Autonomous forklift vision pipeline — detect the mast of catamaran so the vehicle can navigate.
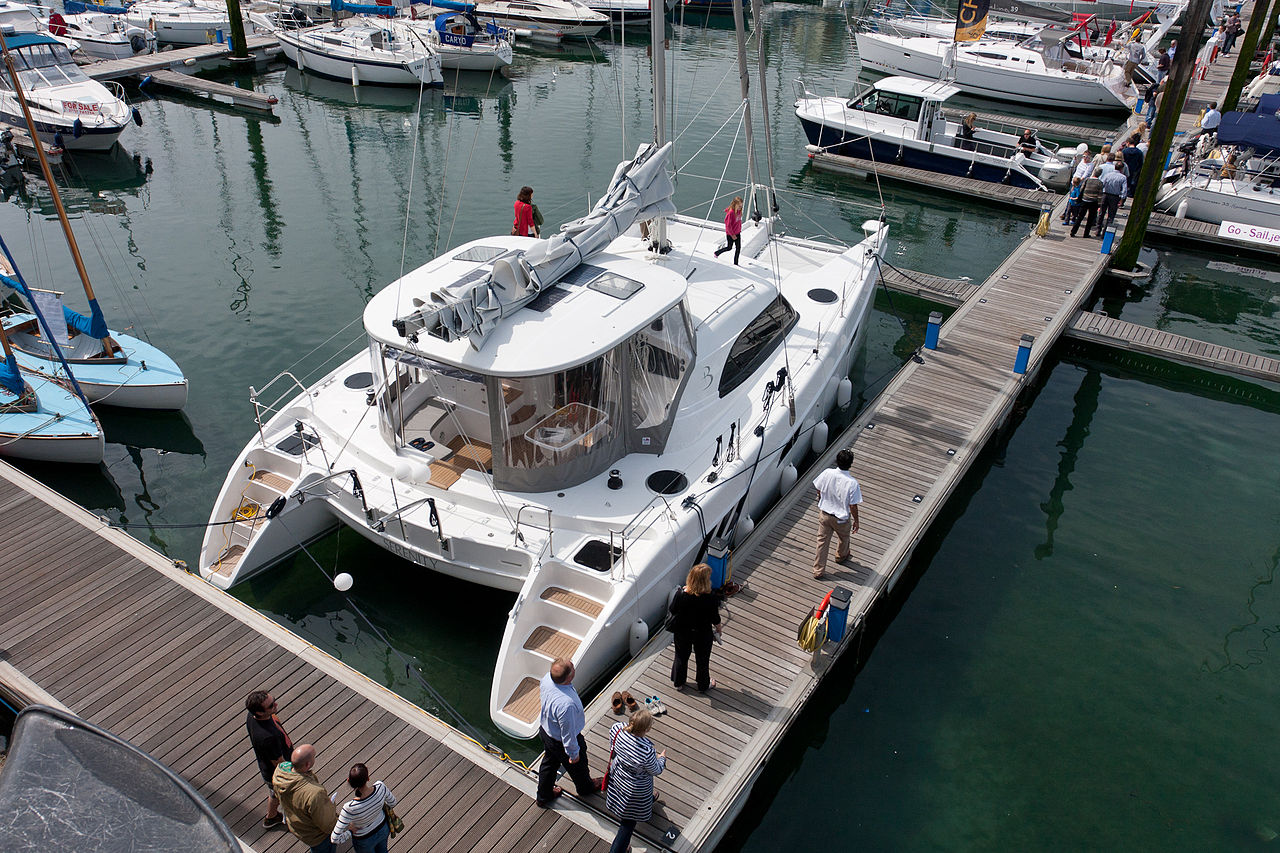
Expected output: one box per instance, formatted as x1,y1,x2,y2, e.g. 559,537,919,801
0,31,117,360
650,3,669,251
750,0,777,218
730,0,759,222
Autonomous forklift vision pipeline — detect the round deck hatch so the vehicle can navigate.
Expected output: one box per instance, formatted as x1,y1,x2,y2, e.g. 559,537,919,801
646,470,687,495
807,288,838,304
344,372,373,389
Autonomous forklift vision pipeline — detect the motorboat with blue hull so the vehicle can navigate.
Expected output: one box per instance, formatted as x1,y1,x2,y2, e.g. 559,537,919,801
795,76,1071,191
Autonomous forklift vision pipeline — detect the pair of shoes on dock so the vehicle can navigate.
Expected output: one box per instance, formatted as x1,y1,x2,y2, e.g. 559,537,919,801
645,695,668,716
611,691,641,714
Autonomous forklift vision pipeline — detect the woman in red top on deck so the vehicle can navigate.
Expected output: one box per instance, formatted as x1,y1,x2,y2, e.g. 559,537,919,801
713,196,743,265
512,185,538,237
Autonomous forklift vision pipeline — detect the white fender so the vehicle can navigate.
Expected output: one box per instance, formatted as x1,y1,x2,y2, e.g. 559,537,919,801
812,421,829,454
1175,197,1189,219
780,464,798,497
629,619,649,657
837,377,853,408
733,515,755,548
351,65,360,87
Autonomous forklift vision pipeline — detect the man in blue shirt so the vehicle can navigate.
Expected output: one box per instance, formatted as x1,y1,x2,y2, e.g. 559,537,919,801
536,658,600,806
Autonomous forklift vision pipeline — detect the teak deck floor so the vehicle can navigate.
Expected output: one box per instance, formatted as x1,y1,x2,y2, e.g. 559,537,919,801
0,464,609,853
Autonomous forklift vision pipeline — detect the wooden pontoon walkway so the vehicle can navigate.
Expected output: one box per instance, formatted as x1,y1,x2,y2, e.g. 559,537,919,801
0,462,613,853
880,265,1280,385
85,34,280,80
575,190,1112,851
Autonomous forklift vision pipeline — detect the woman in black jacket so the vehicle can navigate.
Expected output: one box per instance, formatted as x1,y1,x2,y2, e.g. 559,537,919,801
669,563,722,692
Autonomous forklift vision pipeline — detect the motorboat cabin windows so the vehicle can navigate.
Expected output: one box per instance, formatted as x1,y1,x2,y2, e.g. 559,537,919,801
718,294,798,398
0,40,88,90
849,89,922,123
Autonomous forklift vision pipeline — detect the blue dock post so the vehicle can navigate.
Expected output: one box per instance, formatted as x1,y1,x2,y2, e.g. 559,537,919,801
828,587,852,642
1101,227,1116,254
924,311,942,350
1014,334,1033,375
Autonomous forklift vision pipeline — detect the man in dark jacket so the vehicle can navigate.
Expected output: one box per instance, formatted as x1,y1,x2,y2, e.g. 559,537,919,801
1121,138,1145,196
1071,168,1105,238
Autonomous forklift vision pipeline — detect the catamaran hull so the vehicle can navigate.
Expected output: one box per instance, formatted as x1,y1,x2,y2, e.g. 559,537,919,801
855,33,1131,111
797,117,1054,190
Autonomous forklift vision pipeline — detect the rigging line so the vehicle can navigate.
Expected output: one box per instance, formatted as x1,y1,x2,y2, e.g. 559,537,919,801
676,98,748,173
280,314,365,380
328,394,376,467
442,58,501,253
871,255,915,343
272,514,492,746
669,57,744,150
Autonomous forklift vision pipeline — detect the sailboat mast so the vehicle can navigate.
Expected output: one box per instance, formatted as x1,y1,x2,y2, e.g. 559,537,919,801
0,31,113,357
650,2,668,250
730,0,758,221
749,0,776,216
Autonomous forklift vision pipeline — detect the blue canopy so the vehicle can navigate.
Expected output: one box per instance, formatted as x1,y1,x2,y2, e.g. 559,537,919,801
0,352,21,397
0,32,62,50
1256,93,1280,115
330,0,397,15
1217,111,1280,157
426,0,476,12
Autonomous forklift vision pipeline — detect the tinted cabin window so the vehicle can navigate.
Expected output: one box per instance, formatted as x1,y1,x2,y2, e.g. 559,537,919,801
850,91,922,121
718,295,798,397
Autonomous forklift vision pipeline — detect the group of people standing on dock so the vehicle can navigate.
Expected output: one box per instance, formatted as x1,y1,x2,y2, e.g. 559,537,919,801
245,690,400,853
1065,130,1148,239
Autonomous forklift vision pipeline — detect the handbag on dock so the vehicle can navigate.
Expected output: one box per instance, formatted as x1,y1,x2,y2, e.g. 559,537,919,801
384,804,405,838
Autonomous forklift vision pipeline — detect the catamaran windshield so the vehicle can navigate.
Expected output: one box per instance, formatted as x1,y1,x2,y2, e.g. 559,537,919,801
369,301,695,493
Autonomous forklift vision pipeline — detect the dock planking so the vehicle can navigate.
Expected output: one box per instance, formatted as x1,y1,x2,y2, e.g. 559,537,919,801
0,462,613,853
84,34,280,80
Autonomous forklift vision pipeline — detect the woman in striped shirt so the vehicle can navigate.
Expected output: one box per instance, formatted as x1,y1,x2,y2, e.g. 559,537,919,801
331,763,398,853
605,709,666,853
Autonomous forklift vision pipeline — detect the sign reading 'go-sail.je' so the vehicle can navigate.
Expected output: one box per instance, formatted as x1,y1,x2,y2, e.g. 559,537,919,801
954,0,990,42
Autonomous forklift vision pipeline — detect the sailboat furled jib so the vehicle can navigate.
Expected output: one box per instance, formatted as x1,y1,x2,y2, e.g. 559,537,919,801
393,142,676,349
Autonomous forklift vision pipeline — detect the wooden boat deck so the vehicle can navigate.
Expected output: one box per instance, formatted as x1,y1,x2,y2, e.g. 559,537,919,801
0,461,613,853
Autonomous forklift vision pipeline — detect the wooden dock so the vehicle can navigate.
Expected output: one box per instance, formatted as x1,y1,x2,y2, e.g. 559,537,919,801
141,69,279,113
86,35,280,80
0,461,615,853
880,265,1280,385
570,186,1113,851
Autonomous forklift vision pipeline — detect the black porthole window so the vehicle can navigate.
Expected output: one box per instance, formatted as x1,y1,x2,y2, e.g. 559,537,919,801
647,470,688,495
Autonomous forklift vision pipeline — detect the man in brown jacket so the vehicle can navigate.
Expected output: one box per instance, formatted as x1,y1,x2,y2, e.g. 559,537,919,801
272,744,338,853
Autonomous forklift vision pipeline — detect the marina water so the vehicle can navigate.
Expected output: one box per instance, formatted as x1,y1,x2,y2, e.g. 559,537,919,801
2,3,1279,848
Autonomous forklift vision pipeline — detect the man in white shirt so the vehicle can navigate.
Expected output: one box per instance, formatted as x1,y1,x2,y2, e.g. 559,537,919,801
811,449,863,579
1201,102,1221,134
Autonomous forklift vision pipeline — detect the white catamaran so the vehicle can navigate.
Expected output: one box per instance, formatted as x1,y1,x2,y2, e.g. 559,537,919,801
202,0,886,738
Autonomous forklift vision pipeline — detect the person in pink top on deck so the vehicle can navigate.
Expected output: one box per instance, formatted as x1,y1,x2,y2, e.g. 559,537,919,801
714,196,743,265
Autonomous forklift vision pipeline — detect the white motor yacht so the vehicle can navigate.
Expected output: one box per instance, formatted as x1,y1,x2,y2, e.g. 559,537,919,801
470,0,608,39
51,10,155,59
278,17,445,87
796,75,1072,190
124,0,231,46
0,30,135,150
200,141,886,737
1156,116,1280,227
855,29,1133,111
581,0,674,23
